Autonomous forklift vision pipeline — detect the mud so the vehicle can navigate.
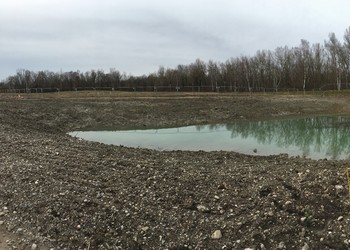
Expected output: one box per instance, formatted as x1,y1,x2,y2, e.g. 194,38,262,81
1,92,350,249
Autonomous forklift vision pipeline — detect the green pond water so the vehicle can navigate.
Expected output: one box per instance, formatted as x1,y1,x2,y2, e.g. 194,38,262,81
69,116,350,160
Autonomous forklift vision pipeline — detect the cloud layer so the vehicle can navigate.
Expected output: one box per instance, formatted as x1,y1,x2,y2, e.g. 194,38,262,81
1,0,350,80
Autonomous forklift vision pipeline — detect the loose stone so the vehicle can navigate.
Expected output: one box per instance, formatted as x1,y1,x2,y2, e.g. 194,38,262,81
301,243,309,250
197,205,210,213
335,185,344,192
211,230,222,239
277,241,286,249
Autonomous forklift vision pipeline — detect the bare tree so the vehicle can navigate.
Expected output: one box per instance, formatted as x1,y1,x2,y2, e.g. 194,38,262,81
207,60,220,91
300,39,312,90
189,59,207,91
110,68,121,90
325,33,343,90
342,27,350,88
311,43,325,89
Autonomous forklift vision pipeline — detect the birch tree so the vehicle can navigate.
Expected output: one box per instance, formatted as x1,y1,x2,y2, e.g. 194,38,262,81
325,33,343,90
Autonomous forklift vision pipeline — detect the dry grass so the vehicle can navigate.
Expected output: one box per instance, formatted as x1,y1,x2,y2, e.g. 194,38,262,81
0,90,249,100
1,89,350,100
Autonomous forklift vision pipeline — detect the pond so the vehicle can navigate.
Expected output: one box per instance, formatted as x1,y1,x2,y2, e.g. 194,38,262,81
68,115,350,160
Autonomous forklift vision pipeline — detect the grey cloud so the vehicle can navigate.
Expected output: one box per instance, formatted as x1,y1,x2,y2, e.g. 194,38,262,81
1,0,350,80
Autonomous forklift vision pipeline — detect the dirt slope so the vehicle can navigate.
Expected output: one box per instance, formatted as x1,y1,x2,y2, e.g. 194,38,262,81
0,92,350,249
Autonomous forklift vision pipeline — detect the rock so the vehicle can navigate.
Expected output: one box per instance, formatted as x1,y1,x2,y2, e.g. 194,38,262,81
338,216,344,221
335,185,344,193
31,243,38,250
197,205,210,213
277,241,286,249
218,182,229,189
267,210,274,217
141,226,149,232
285,201,292,206
211,230,222,239
301,243,309,250
0,220,3,225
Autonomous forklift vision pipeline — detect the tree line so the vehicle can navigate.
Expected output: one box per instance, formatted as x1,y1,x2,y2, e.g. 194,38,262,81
2,27,350,92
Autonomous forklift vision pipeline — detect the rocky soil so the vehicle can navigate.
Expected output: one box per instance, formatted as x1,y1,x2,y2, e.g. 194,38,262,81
1,92,350,249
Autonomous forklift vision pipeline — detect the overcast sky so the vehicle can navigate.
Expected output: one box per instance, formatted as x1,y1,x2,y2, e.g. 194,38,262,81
1,0,350,81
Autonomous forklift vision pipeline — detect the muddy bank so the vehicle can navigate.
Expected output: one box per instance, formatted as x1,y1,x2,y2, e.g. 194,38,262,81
1,93,350,249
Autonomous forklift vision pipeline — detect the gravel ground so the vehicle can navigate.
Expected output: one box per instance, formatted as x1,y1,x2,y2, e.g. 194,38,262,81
1,92,350,249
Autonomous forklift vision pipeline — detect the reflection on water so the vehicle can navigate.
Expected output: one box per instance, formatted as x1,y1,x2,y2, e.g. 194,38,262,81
69,116,350,160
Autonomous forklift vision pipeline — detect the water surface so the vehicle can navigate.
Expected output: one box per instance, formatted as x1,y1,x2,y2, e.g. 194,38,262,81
69,116,350,160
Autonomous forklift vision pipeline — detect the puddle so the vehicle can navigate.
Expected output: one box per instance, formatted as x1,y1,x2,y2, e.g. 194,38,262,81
69,115,350,160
